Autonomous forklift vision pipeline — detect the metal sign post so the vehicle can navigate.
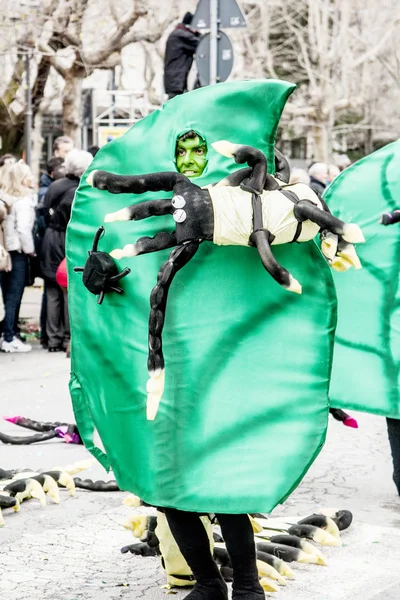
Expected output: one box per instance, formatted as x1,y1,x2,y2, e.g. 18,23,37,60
24,53,32,166
193,0,247,87
209,0,218,85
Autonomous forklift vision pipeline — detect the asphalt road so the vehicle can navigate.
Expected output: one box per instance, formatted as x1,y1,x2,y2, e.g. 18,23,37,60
0,286,399,600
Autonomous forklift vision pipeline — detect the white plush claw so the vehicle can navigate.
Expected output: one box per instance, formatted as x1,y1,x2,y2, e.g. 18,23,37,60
338,245,362,270
110,244,137,260
211,140,242,158
257,560,286,585
86,170,97,187
146,370,165,420
321,233,339,260
331,256,352,272
123,494,142,507
342,223,365,244
104,208,131,223
260,577,279,592
110,248,124,260
286,275,302,294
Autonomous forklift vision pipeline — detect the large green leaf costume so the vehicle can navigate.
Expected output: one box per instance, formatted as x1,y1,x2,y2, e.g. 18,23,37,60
67,80,337,513
324,140,400,418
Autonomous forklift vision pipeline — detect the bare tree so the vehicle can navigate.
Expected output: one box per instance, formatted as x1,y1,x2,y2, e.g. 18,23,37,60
239,0,400,161
0,0,173,154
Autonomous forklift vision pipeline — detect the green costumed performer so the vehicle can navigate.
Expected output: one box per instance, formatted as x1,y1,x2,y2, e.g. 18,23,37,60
67,80,364,599
324,140,400,496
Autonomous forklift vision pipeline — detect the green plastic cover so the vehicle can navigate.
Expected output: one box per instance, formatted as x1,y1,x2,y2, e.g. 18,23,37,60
67,80,337,513
325,141,400,419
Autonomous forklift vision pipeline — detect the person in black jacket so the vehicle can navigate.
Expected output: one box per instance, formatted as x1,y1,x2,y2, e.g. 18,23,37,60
40,150,93,352
164,12,201,100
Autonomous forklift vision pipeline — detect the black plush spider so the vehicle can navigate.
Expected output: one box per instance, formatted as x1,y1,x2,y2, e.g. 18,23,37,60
74,226,131,304
79,141,364,420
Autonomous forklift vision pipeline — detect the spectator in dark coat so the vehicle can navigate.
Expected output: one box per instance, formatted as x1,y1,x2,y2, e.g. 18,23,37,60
38,157,65,203
164,12,201,100
40,150,93,351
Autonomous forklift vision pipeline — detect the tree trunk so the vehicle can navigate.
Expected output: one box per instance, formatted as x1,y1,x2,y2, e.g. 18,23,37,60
62,65,86,148
31,111,44,185
310,122,330,163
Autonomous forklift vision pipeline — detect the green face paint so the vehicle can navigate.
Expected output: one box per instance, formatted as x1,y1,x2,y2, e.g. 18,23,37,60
175,135,208,177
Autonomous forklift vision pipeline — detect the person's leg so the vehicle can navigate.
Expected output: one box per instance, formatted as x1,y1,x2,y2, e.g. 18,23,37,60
387,418,400,495
62,288,70,350
40,282,48,347
46,281,63,350
0,271,8,335
2,252,27,343
163,508,228,600
217,514,264,600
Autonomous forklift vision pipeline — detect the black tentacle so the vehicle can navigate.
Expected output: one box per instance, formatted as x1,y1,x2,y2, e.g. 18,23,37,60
92,171,187,195
0,431,57,445
234,146,268,195
148,241,200,375
274,148,290,183
73,478,120,491
3,417,65,432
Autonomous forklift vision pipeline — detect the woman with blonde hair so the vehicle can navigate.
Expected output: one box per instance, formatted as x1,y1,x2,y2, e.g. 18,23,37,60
0,161,36,353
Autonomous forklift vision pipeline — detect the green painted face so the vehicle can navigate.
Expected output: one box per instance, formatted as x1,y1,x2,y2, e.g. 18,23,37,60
175,135,208,177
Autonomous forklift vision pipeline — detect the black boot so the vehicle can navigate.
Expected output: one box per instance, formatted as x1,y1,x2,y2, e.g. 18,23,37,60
217,513,264,600
163,508,228,600
387,418,400,495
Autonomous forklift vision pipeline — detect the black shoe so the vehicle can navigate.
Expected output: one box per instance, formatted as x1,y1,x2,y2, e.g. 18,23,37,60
48,346,63,353
184,580,228,600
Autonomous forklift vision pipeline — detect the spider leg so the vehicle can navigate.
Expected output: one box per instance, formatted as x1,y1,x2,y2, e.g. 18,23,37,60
212,141,267,194
294,201,365,243
110,232,177,260
274,148,290,183
105,199,173,223
92,226,105,252
111,232,178,260
146,241,200,420
0,430,57,445
216,167,252,188
97,291,105,305
108,286,123,294
250,229,302,294
88,170,187,194
107,268,131,284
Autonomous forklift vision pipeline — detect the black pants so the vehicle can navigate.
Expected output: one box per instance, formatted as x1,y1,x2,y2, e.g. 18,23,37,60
387,417,400,494
163,508,263,598
46,281,69,349
0,251,27,342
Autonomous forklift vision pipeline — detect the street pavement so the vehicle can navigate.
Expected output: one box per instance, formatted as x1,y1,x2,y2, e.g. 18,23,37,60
0,285,400,600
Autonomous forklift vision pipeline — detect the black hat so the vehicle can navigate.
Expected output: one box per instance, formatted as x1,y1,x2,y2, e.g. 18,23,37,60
182,12,193,25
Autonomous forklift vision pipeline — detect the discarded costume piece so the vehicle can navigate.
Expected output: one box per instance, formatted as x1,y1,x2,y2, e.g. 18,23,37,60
120,505,353,590
1,416,82,445
0,461,119,527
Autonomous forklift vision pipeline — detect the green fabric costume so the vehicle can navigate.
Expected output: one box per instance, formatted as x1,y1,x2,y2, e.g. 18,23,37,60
324,140,400,419
67,80,337,513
